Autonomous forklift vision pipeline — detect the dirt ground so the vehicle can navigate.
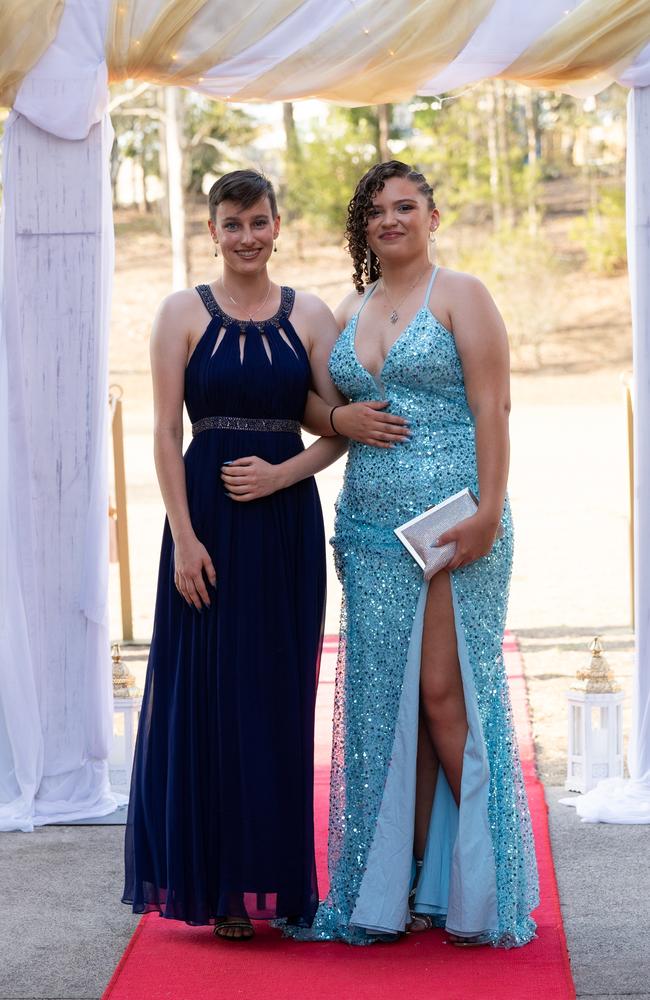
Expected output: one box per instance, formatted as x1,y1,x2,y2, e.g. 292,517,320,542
109,206,635,787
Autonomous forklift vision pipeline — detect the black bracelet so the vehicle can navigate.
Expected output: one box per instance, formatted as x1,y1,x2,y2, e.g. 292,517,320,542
329,404,343,435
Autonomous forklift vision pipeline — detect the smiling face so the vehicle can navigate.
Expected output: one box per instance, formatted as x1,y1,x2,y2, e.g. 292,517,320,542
365,176,439,266
208,196,280,275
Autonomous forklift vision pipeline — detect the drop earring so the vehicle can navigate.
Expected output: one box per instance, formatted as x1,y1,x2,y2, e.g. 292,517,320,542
273,239,278,253
214,244,219,258
427,230,437,263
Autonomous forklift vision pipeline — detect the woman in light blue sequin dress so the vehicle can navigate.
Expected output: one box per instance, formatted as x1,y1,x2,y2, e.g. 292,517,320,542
294,162,539,948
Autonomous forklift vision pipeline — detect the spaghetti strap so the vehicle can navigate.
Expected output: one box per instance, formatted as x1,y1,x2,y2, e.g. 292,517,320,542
355,282,379,318
422,265,440,307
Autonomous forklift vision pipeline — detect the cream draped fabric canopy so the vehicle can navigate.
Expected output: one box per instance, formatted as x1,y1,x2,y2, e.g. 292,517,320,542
3,0,650,113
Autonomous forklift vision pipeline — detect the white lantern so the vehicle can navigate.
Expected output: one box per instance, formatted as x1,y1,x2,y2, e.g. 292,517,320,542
109,643,142,791
566,637,624,793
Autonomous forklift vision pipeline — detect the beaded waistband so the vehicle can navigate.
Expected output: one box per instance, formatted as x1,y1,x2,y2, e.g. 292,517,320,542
191,415,301,437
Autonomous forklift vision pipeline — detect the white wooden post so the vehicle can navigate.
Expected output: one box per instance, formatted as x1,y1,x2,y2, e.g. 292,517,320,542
628,87,650,793
563,88,650,822
0,111,116,827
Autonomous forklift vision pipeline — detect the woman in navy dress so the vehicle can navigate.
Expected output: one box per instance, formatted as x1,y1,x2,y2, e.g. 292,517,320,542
123,170,408,940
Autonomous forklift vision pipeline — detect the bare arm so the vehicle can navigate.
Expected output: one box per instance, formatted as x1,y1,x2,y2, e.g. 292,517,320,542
436,276,511,569
302,290,410,448
220,434,347,502
151,293,216,607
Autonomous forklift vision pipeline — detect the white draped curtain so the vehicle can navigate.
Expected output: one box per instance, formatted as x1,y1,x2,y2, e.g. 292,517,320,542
1,0,649,830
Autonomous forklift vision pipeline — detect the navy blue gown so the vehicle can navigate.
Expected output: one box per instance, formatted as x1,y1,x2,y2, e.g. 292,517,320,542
123,285,325,927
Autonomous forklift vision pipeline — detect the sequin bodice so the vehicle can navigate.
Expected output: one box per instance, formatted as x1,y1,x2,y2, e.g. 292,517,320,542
329,305,479,531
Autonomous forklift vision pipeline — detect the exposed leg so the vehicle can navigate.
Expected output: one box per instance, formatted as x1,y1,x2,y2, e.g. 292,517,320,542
419,570,467,806
417,573,491,945
414,711,439,859
409,572,466,934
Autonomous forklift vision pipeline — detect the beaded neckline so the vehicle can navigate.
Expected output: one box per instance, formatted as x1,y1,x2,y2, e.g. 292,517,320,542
196,283,294,332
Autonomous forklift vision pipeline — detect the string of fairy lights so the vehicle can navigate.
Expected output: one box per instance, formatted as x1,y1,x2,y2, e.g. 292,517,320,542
113,0,584,107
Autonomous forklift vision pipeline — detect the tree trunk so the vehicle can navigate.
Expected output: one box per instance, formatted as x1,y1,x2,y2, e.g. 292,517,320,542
467,110,477,193
377,104,391,161
282,101,305,258
164,87,190,290
110,135,120,209
283,101,300,162
523,86,539,236
495,80,515,228
486,85,501,231
156,89,170,229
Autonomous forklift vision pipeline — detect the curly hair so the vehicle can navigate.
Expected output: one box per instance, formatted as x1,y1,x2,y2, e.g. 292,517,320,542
345,161,436,294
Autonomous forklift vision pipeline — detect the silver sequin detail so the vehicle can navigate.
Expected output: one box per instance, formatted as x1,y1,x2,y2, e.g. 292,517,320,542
192,415,301,436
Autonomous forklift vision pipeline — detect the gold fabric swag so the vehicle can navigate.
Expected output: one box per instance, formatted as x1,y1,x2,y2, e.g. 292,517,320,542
1,0,650,109
0,0,64,108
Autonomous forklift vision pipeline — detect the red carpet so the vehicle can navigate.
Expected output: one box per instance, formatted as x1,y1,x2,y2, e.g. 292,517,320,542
104,633,575,1000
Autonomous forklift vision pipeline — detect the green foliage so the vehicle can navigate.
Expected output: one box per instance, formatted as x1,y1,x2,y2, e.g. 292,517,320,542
282,107,379,234
569,186,627,275
404,92,497,223
185,96,260,191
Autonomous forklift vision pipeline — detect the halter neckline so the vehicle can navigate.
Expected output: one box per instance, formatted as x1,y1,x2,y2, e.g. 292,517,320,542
196,283,294,331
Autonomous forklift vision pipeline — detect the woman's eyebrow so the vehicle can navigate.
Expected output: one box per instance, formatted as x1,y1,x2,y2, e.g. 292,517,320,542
371,198,418,207
222,214,269,222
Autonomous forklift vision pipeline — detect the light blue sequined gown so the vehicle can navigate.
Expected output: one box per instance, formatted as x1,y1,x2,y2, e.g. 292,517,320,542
298,267,539,946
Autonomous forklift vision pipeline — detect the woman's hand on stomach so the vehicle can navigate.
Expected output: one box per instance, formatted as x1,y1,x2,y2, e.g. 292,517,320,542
221,456,284,501
333,400,410,448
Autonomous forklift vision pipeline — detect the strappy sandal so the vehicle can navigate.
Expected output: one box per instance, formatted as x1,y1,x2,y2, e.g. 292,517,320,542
213,917,255,941
407,912,433,933
445,931,491,947
406,859,433,933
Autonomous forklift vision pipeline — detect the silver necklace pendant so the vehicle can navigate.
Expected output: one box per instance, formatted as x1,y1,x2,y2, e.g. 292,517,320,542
389,310,399,324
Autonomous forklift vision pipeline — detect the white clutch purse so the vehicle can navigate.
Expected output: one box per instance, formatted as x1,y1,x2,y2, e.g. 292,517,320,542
394,488,503,580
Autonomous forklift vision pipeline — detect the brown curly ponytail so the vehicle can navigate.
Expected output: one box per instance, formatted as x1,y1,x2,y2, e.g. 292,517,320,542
345,161,436,294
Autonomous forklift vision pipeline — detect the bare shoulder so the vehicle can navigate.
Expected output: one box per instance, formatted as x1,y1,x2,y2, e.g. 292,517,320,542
334,287,365,330
438,267,502,329
150,288,202,365
155,288,202,326
436,268,506,357
292,289,337,325
437,267,491,304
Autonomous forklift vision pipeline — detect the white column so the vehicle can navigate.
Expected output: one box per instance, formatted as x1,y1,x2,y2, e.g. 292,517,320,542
563,87,650,823
0,111,117,829
628,86,650,790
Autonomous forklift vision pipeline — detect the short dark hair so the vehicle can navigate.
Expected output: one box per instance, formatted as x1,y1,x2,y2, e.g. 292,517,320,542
208,169,278,222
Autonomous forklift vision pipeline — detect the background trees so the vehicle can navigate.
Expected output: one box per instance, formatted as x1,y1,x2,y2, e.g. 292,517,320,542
97,81,628,367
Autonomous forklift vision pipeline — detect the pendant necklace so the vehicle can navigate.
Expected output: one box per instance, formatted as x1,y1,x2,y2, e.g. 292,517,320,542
381,264,432,324
220,278,273,321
